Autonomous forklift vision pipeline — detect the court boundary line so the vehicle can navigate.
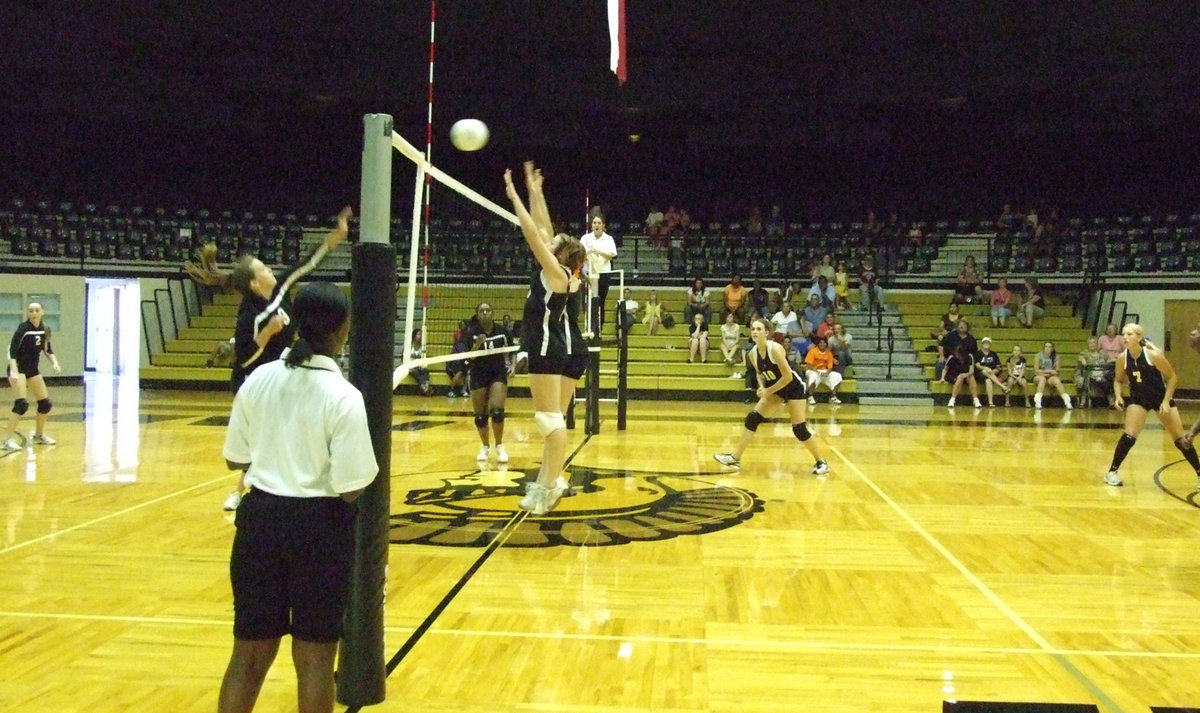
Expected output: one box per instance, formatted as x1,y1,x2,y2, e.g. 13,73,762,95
826,443,1131,713
0,474,234,556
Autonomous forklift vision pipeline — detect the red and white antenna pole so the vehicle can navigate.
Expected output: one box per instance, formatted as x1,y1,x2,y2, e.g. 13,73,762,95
420,0,437,322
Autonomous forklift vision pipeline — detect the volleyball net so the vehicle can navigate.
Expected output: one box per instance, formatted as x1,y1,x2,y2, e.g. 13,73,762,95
384,128,618,429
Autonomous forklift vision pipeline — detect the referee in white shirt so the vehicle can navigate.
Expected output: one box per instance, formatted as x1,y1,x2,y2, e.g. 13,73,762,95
582,213,618,336
218,281,378,713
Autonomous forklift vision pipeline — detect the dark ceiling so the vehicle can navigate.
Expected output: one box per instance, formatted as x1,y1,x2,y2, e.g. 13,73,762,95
3,1,1198,220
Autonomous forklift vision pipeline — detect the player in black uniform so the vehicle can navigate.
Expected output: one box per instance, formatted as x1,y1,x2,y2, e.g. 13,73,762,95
1104,323,1200,487
187,207,351,508
714,317,829,475
505,162,586,515
466,302,514,463
3,302,62,451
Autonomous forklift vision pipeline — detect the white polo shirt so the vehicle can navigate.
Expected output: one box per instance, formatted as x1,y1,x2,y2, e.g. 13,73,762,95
223,352,378,498
581,231,617,274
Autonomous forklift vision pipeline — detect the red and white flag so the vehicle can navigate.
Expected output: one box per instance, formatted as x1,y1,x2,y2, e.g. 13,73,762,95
608,0,626,84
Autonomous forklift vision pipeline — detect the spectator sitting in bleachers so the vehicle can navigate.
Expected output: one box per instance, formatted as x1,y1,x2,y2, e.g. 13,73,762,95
953,255,984,304
1075,336,1115,408
989,277,1013,328
719,313,743,368
687,313,709,364
642,289,665,335
828,321,853,375
765,205,786,238
1003,345,1033,406
802,294,829,340
942,343,982,409
937,319,977,380
931,302,963,348
721,273,750,325
748,278,771,318
1016,277,1045,328
1098,323,1123,360
808,275,836,309
815,312,836,342
814,253,835,284
644,205,665,236
684,277,712,325
975,337,1009,407
1033,341,1072,409
746,206,764,235
857,254,885,312
833,261,851,311
804,336,843,405
662,204,690,236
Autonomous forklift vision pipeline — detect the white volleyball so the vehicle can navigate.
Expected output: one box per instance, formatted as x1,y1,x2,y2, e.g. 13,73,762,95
449,119,489,151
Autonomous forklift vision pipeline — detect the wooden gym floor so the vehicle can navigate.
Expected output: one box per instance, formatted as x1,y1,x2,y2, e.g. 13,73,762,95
2,375,1200,712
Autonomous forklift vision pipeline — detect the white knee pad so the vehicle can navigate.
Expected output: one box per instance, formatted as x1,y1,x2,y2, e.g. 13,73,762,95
534,410,566,436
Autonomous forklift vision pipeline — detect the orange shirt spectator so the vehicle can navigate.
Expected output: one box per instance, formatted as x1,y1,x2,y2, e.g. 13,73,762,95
805,343,836,372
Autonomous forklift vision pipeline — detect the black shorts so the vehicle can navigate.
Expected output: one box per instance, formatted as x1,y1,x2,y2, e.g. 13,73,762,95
9,365,38,379
230,489,356,642
768,376,807,402
469,363,509,391
563,349,589,380
1128,392,1173,411
526,350,567,375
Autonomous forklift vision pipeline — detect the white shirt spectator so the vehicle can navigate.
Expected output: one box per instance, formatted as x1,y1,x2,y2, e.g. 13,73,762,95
582,230,617,275
224,351,378,498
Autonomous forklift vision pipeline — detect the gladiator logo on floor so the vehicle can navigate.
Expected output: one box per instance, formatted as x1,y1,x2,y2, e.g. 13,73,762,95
389,465,763,548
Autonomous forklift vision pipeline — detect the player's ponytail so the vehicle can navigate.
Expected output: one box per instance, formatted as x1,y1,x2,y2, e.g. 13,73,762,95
285,282,349,369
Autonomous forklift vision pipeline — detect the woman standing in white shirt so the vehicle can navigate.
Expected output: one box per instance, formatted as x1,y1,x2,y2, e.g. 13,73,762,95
582,214,618,335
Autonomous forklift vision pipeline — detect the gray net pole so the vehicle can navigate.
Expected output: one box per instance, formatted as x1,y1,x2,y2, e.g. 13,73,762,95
338,113,395,707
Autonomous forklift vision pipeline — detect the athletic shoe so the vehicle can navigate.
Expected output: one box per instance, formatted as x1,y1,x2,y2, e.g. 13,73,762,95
30,433,55,445
713,453,741,469
477,445,491,461
811,460,829,475
946,397,956,408
829,396,841,405
223,491,242,511
1034,394,1043,409
807,396,816,405
972,398,982,409
538,483,567,515
2,438,20,452
518,482,544,512
495,444,509,463
1104,470,1123,487
1063,394,1073,410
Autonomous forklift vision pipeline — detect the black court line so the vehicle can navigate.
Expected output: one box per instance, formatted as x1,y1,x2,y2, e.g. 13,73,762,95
1153,459,1200,508
343,433,594,713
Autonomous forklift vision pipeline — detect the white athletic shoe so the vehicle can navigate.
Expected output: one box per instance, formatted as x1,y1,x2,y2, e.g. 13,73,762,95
476,445,490,461
829,396,841,405
811,460,829,476
518,481,566,515
1034,394,1043,409
223,491,242,511
554,474,571,494
1063,394,1073,410
2,438,20,452
518,482,544,512
1104,470,1123,487
495,444,509,463
30,432,56,445
807,396,816,405
946,397,956,408
713,453,741,469
972,398,983,409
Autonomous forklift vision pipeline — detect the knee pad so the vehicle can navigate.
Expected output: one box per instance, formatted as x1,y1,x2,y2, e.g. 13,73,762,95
13,398,29,416
533,410,565,436
1119,433,1137,449
473,413,489,429
793,422,812,442
743,410,766,432
489,407,506,423
36,398,50,415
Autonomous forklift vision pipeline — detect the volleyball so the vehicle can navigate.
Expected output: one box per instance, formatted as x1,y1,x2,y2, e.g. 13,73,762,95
450,119,489,151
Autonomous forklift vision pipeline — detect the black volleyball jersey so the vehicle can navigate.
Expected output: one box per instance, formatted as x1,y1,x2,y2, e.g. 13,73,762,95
564,284,583,354
8,320,53,375
521,266,569,357
753,343,799,388
465,322,512,373
1124,348,1166,401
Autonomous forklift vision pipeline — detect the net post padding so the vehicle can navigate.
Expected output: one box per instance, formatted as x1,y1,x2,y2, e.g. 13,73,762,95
339,113,394,707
